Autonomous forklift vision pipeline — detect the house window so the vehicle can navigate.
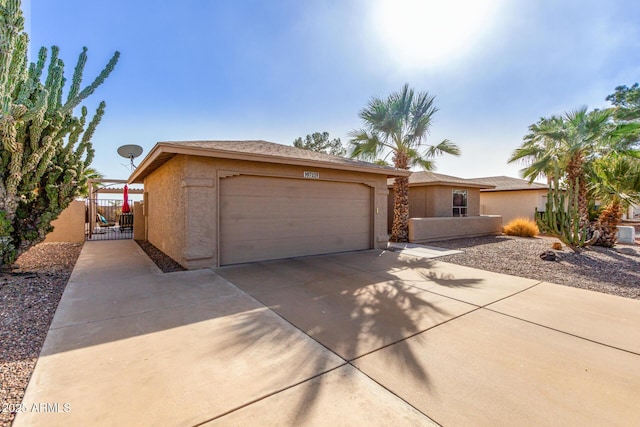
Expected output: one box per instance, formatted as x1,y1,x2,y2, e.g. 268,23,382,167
453,190,467,217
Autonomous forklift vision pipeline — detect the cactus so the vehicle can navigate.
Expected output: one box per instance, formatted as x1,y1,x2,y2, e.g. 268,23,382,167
0,0,119,265
536,174,596,252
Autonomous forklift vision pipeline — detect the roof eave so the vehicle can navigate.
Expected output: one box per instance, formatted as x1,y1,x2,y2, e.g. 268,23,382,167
412,182,494,189
387,181,495,189
129,143,410,183
480,187,548,192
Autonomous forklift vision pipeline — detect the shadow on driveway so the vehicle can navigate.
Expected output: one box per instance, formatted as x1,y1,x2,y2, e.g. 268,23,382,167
216,249,480,424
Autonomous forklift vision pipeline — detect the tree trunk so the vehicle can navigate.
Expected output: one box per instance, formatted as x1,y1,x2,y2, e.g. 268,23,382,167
594,201,623,247
391,150,409,242
565,152,590,230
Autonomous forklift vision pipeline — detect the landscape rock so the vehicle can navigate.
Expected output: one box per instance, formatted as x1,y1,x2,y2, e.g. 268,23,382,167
539,250,558,261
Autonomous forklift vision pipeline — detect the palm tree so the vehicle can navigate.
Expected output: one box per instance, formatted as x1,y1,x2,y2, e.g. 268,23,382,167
349,84,460,242
509,107,616,229
78,167,104,198
589,155,640,247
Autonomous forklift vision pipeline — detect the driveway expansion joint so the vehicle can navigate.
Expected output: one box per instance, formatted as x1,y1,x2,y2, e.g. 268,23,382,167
346,360,442,427
220,276,350,364
349,306,484,363
479,280,545,308
192,364,349,426
484,307,640,357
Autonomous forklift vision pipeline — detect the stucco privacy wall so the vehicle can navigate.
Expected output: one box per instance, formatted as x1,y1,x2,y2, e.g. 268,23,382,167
388,186,482,230
133,202,145,241
408,216,502,243
143,155,390,269
44,200,85,243
480,189,548,224
144,155,186,265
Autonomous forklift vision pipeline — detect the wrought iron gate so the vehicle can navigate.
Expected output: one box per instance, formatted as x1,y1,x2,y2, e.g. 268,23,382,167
86,198,134,241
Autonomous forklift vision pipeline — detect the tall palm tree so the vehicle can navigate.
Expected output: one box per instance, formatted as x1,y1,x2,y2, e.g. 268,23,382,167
349,84,460,242
509,107,616,229
589,155,640,247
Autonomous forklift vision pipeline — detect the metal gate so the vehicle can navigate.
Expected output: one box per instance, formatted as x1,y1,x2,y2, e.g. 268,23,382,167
86,198,134,241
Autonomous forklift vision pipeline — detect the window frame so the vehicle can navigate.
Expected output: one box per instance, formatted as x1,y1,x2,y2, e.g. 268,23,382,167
452,189,468,217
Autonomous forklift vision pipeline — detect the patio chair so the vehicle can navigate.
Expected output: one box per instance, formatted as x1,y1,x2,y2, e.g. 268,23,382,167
96,213,116,227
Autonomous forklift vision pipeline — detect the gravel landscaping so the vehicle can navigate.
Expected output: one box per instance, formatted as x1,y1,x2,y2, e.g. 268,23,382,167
135,240,186,273
0,242,82,427
434,235,640,300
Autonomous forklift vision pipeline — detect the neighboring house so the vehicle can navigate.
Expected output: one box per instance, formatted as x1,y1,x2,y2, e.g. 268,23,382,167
387,172,502,242
471,176,549,224
129,140,408,269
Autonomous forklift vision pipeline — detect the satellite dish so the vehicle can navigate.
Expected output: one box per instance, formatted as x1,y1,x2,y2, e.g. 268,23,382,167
117,144,143,170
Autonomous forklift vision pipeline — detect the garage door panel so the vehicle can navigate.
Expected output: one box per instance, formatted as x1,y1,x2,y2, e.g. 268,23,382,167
221,198,371,220
222,217,371,242
221,178,369,200
222,231,371,265
220,175,372,265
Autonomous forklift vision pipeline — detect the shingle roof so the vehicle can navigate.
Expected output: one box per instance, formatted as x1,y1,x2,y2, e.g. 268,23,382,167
129,140,409,183
470,176,549,192
166,140,393,168
387,171,495,189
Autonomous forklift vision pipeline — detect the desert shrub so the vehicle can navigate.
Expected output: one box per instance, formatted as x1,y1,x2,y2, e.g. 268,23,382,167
503,218,539,237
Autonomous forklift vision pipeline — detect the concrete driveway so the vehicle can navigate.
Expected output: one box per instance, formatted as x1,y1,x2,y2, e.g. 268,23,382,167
15,241,640,426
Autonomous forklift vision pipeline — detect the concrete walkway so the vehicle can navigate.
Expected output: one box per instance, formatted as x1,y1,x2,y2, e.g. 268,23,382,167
387,241,463,258
15,241,640,426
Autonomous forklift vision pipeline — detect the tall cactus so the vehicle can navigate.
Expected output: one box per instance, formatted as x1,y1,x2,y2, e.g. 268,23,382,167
536,174,596,252
0,0,119,265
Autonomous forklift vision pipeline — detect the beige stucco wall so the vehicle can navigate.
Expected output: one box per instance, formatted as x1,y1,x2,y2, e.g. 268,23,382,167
480,189,548,224
133,202,145,241
388,185,482,231
145,155,390,269
423,186,481,217
408,215,502,243
44,200,85,243
144,155,186,266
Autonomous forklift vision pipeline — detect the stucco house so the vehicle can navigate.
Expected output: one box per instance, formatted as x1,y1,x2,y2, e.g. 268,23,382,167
129,140,409,268
387,172,502,242
471,176,549,224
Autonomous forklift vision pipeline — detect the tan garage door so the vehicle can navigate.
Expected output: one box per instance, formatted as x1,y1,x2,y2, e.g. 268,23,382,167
220,175,372,265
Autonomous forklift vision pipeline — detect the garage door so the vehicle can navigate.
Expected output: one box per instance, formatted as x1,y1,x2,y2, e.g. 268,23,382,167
220,175,371,265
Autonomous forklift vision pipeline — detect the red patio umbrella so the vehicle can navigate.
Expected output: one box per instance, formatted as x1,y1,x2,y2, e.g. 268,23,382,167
122,185,131,213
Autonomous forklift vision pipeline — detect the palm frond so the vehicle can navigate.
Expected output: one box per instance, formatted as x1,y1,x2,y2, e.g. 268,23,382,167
412,157,436,171
348,129,386,161
589,154,640,206
405,148,436,170
425,139,461,157
611,121,640,138
373,159,391,167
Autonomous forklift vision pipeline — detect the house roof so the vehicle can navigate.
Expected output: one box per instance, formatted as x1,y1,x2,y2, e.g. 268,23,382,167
470,176,549,192
387,171,495,189
128,140,410,183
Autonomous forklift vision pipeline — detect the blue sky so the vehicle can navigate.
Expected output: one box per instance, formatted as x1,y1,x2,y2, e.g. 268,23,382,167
26,0,640,180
